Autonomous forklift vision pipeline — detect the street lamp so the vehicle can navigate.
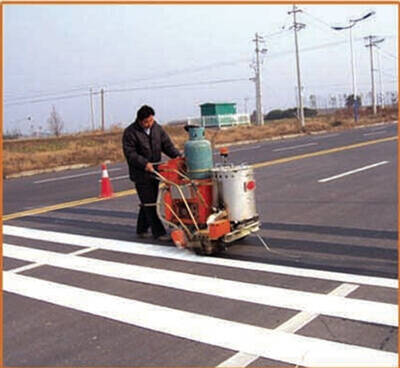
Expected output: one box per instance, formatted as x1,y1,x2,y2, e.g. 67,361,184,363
332,11,375,122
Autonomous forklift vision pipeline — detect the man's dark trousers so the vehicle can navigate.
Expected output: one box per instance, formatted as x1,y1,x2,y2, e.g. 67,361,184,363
135,179,166,238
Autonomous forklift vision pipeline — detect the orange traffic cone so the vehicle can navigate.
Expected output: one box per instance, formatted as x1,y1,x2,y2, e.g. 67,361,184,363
99,163,114,198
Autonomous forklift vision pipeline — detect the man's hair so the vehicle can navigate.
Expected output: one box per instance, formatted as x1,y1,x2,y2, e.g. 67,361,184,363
136,105,155,121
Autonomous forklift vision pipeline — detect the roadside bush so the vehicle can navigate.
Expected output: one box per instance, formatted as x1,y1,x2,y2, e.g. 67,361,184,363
265,107,317,121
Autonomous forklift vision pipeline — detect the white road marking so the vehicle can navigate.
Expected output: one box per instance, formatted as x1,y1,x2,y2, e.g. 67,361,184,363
276,283,359,333
97,174,129,183
363,131,388,137
4,272,397,367
318,161,389,183
6,244,394,326
273,142,318,152
370,125,390,131
213,145,261,155
8,262,44,274
218,283,359,367
3,225,396,289
68,247,98,256
312,133,340,140
34,168,122,184
217,352,259,367
227,145,262,153
7,246,98,274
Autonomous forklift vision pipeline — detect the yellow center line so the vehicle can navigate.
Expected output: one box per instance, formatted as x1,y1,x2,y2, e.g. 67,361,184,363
252,135,397,169
3,189,136,221
3,135,396,222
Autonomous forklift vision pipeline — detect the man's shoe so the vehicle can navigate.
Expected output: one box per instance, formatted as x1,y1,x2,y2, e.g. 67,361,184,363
155,234,171,241
137,232,151,239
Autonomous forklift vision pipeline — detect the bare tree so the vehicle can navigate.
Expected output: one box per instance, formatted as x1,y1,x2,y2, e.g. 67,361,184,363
47,105,64,137
309,94,317,109
345,94,362,109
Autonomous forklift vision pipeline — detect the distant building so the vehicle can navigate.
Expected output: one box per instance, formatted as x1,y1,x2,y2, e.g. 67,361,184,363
188,102,250,128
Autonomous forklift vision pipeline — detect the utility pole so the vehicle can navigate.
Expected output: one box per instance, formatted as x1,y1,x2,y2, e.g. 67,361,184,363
252,33,267,126
365,35,385,115
100,88,105,131
377,47,385,109
244,97,249,115
289,4,305,129
294,86,299,118
89,88,95,131
365,36,376,115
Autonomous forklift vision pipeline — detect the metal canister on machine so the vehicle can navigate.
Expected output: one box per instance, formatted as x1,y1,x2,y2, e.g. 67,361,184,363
184,125,213,179
211,164,258,223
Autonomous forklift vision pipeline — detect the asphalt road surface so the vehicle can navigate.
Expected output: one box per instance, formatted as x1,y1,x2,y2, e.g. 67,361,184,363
3,122,398,366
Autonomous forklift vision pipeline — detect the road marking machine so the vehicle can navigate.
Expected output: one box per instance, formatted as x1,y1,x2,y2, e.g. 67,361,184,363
154,125,260,255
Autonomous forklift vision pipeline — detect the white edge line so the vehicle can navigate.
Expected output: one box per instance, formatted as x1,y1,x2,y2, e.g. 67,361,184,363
98,175,129,183
318,161,389,183
34,167,122,184
312,133,340,140
363,131,388,136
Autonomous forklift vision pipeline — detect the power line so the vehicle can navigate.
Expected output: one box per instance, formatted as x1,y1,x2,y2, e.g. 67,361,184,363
3,37,373,107
4,86,95,104
106,77,249,94
4,91,91,107
302,9,347,40
306,79,396,88
380,70,397,79
5,35,394,107
302,9,334,29
376,46,398,60
4,78,249,107
4,59,250,104
262,27,291,40
10,29,385,105
267,37,365,59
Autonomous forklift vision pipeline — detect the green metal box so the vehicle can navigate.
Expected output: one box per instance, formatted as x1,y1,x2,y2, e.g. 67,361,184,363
200,103,237,116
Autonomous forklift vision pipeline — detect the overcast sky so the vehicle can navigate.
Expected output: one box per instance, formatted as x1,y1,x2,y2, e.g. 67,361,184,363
4,4,398,134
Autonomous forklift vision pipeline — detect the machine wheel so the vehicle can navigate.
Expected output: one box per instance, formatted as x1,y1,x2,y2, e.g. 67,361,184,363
201,239,225,255
193,247,206,255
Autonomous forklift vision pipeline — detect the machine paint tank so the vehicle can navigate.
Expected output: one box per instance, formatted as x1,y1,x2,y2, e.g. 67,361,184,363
212,164,258,223
184,125,213,179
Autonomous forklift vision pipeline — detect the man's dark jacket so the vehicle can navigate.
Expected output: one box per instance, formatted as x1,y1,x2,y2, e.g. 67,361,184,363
122,120,180,183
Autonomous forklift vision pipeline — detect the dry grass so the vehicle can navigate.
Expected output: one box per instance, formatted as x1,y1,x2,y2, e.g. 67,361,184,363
3,108,397,177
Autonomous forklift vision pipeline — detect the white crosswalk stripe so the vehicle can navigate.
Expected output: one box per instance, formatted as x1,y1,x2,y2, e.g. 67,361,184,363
3,243,397,327
4,272,397,367
4,225,396,288
218,283,361,367
3,225,398,367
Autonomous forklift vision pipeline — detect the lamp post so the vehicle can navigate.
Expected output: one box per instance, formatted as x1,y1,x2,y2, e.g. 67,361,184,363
332,11,375,122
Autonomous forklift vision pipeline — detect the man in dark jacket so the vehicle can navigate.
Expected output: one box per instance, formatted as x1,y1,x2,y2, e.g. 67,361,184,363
122,105,181,240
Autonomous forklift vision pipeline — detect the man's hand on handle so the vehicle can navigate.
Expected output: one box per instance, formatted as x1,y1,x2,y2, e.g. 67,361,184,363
145,162,154,172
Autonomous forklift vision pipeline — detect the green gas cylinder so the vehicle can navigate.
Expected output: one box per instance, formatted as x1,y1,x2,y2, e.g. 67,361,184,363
184,125,213,179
